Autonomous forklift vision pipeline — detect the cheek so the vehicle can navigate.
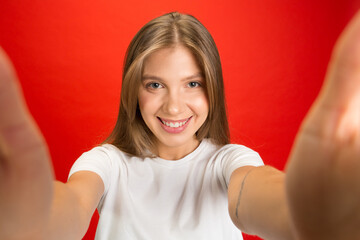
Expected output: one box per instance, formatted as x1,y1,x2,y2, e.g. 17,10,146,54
190,93,209,117
138,90,158,115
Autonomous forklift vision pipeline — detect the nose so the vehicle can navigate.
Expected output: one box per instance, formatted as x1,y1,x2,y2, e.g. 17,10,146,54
162,89,185,116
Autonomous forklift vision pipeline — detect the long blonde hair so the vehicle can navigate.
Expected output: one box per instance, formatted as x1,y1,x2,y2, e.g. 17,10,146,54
105,12,229,156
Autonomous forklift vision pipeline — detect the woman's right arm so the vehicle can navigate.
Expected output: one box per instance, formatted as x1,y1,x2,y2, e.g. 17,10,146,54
48,172,104,240
0,47,103,240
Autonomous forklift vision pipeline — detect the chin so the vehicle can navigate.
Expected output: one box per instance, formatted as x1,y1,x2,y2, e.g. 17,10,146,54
157,134,197,148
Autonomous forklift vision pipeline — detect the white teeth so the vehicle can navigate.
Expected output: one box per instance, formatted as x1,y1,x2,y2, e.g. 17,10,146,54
161,118,188,128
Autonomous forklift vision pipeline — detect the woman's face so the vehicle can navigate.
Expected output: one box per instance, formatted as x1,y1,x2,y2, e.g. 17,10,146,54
138,45,209,160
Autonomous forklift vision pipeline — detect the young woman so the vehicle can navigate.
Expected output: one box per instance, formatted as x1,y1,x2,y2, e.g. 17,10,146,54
1,10,360,240
65,12,292,240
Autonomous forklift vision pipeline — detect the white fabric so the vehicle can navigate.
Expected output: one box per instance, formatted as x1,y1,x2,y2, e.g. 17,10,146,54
69,139,264,240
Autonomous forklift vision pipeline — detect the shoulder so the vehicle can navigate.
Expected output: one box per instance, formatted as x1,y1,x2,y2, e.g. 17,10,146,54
70,144,134,178
198,139,262,166
81,143,131,162
218,143,260,157
203,139,260,159
69,144,135,194
210,141,264,168
201,139,264,186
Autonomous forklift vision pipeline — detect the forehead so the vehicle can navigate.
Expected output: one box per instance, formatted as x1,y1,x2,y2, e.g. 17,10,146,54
143,46,202,79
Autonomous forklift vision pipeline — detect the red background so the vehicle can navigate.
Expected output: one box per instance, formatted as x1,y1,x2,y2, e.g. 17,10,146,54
1,1,359,239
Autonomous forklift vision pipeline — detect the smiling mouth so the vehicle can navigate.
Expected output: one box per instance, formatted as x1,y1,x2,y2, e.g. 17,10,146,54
157,116,192,128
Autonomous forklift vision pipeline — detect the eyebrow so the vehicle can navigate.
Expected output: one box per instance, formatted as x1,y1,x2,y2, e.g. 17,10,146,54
142,73,204,81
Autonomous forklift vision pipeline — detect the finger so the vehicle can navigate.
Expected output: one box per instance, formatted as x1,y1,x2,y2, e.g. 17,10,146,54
0,47,50,170
285,10,360,239
0,47,54,239
299,10,360,142
319,10,360,109
0,47,33,132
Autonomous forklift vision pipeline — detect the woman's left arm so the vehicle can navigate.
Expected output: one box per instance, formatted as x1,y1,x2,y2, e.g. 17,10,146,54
228,166,294,240
229,10,360,240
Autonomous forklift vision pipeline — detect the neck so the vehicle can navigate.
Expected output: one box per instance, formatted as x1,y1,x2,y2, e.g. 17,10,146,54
155,137,200,160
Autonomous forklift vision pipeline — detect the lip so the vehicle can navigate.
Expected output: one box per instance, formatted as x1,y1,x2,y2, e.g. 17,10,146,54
157,116,192,134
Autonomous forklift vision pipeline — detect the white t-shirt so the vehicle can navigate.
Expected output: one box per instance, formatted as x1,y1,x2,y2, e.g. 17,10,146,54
69,139,264,240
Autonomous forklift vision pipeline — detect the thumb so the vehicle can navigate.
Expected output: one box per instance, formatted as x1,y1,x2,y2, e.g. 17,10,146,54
285,10,360,239
318,10,360,110
301,10,360,141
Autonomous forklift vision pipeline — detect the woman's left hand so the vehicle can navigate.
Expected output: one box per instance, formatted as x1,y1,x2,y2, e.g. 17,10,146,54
286,10,360,240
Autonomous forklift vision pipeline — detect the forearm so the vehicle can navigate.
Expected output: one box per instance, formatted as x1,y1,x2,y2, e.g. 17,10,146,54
46,181,91,240
0,132,54,240
228,166,294,240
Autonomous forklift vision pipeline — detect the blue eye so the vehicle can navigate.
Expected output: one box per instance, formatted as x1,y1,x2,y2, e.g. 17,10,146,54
188,82,201,88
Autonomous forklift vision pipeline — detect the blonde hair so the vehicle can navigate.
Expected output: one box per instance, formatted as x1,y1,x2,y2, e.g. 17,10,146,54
105,12,229,156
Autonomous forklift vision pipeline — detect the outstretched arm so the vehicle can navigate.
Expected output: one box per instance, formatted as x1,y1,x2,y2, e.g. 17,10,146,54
0,48,104,240
286,9,360,240
228,166,293,240
229,9,360,240
0,48,54,239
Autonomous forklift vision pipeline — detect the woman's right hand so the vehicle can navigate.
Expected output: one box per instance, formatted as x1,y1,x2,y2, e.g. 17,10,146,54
0,47,54,240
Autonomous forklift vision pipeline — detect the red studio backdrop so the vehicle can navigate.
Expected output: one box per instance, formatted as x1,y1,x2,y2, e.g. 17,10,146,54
1,1,359,239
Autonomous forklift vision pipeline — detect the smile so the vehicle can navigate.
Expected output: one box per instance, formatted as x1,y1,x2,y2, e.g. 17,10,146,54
157,116,192,133
158,117,191,128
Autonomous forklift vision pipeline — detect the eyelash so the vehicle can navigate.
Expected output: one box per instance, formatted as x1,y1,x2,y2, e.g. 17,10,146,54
144,81,203,89
145,82,163,89
187,81,202,88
